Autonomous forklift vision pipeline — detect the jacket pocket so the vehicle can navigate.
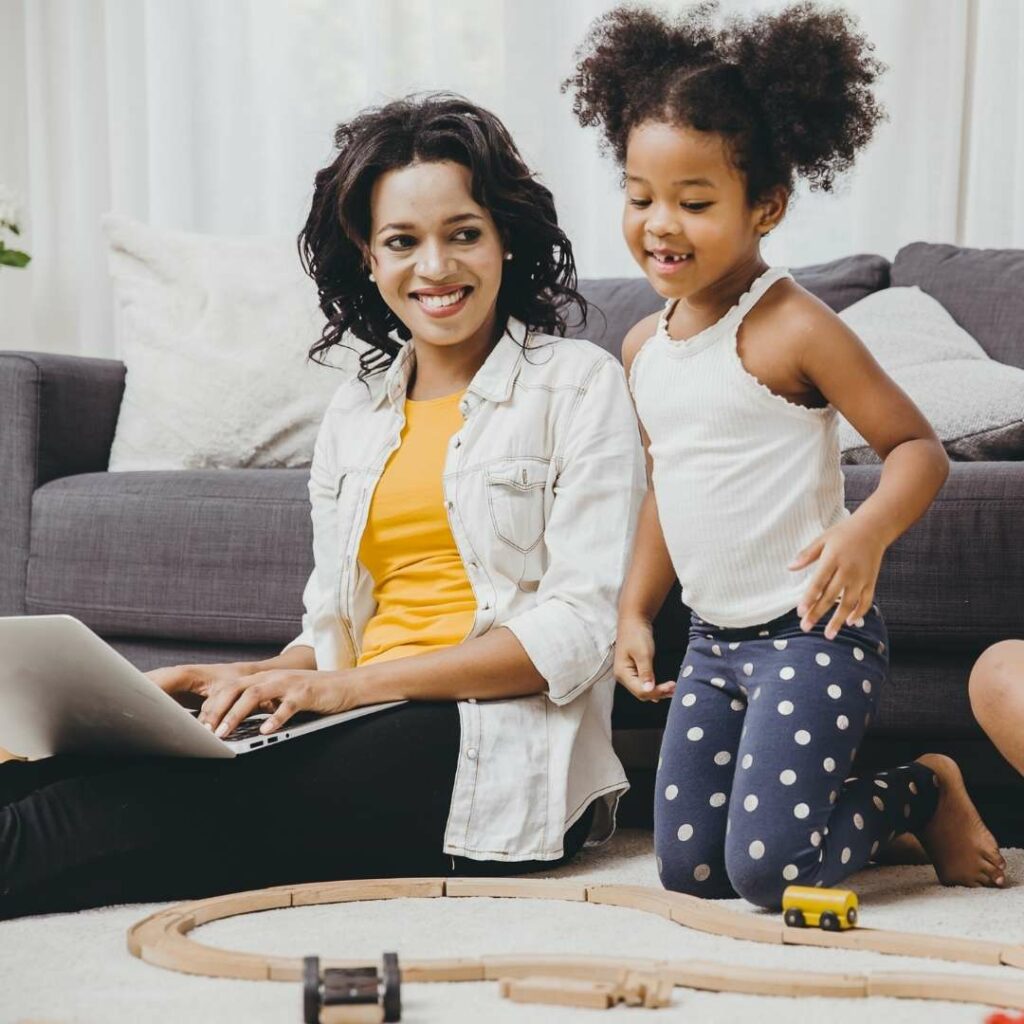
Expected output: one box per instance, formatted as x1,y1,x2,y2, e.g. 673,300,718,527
486,458,548,554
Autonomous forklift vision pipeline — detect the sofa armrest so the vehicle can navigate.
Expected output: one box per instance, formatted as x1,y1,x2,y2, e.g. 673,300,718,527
0,351,126,614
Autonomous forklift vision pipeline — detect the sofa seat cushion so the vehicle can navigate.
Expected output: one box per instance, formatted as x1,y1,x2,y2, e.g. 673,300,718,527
26,469,312,644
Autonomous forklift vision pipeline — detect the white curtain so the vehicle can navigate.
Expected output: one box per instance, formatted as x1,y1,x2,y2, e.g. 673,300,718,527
1,0,1021,358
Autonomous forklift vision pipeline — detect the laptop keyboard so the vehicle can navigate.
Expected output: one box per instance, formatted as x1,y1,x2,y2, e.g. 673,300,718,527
186,708,320,742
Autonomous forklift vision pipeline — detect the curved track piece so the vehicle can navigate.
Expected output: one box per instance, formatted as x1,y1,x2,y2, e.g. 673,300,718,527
126,877,1024,1011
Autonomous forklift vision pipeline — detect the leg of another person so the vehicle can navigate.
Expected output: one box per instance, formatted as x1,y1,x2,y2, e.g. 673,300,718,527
970,640,1024,776
654,634,746,899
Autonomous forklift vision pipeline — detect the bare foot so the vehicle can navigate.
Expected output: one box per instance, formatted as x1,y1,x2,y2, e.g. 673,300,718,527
913,754,1006,887
873,832,929,865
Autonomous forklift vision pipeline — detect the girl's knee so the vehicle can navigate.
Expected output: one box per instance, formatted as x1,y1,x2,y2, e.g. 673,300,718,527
656,841,733,899
724,838,805,910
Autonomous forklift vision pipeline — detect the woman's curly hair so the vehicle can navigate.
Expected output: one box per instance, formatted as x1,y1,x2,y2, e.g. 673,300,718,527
562,1,886,203
299,93,587,379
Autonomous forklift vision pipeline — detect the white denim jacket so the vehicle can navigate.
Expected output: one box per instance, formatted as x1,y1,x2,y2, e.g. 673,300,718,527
286,319,646,861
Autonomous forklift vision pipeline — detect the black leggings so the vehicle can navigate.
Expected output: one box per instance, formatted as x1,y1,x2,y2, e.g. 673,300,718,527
0,702,593,919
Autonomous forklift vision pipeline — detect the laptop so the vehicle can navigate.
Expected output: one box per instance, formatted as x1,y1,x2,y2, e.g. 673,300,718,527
0,615,405,759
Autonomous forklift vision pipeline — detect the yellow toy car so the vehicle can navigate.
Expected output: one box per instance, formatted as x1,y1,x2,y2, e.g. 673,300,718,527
781,885,859,931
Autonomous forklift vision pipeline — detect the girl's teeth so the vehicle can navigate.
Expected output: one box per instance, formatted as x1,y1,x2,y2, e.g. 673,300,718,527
419,288,466,308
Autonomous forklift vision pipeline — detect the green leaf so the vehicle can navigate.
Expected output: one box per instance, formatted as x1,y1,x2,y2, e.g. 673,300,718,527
0,249,30,267
9,224,20,236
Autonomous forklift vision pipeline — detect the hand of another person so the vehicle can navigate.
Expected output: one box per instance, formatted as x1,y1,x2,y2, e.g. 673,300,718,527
197,669,362,738
789,518,886,639
614,616,676,702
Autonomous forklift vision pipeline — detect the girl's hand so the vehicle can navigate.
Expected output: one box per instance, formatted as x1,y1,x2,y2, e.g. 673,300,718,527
615,616,676,702
789,519,886,639
197,669,361,738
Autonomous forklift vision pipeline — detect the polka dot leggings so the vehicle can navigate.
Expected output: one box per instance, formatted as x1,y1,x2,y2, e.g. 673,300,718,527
654,605,940,909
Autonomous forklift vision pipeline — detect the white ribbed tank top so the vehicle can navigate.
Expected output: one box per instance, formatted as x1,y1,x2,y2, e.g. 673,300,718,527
629,266,849,628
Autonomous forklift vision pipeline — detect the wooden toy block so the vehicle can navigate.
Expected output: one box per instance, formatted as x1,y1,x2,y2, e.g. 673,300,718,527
320,1006,385,1024
649,976,675,1008
402,958,486,982
585,884,673,918
291,877,444,907
621,970,674,1008
665,959,866,998
499,974,617,1009
868,972,1024,1010
188,888,292,926
662,891,782,944
445,878,588,901
783,924,1005,965
1001,947,1024,969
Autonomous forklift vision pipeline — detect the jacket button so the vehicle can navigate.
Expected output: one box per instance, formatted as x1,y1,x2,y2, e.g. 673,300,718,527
466,747,478,760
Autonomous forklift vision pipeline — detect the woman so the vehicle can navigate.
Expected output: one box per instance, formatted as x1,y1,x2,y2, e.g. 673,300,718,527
0,94,645,917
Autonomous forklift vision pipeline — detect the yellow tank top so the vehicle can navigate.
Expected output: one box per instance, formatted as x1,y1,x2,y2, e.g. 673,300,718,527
356,390,477,665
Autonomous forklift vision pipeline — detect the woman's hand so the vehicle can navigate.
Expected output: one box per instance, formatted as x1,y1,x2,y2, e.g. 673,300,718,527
196,669,361,738
614,616,675,702
789,518,887,639
145,662,262,702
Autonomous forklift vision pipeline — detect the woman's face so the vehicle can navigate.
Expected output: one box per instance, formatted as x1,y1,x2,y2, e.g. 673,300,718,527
368,160,506,352
622,121,770,300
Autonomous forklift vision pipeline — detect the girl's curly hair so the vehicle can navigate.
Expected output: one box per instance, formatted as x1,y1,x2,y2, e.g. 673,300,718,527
299,93,587,379
562,1,886,203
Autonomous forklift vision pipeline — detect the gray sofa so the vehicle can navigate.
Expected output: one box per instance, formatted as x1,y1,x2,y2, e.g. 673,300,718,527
2,242,1022,822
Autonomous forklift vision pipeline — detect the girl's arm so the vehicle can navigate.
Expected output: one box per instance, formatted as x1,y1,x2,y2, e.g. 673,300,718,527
788,301,949,639
615,313,679,702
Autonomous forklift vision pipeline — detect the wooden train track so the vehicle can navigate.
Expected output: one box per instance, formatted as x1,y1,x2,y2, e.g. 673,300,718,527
128,876,1024,1010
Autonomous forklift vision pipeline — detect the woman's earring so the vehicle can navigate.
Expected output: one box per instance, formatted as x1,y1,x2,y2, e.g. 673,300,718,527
368,271,376,282
504,252,514,262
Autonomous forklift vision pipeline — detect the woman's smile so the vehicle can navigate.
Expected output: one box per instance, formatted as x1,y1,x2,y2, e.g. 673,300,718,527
410,284,475,318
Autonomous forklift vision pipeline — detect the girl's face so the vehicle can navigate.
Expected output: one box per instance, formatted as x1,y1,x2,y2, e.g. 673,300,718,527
622,121,777,299
368,160,506,352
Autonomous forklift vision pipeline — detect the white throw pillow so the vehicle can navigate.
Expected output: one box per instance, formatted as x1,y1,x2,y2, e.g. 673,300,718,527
104,214,350,470
837,285,1024,462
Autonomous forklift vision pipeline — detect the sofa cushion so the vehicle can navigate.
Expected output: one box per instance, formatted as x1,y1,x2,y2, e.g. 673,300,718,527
837,286,1024,461
575,253,891,358
26,469,311,644
892,242,1024,370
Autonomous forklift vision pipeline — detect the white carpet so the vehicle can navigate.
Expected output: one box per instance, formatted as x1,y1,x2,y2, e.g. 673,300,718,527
2,830,1022,1023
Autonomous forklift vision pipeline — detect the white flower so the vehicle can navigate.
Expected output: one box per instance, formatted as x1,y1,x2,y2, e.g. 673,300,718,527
0,183,24,233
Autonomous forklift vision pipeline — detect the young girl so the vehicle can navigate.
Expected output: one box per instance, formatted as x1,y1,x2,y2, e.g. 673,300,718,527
566,2,1005,907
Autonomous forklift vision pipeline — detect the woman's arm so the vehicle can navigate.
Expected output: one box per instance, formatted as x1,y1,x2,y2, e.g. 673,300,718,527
788,301,949,638
192,631,546,738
